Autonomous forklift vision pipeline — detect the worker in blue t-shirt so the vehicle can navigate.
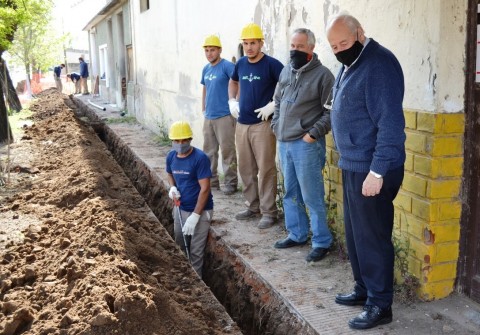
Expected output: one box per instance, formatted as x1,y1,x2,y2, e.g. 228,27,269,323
53,64,65,92
228,23,284,229
201,35,238,196
166,121,213,277
67,73,81,94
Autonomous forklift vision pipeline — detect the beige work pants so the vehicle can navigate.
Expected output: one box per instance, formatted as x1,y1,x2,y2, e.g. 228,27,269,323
203,115,238,189
235,121,278,217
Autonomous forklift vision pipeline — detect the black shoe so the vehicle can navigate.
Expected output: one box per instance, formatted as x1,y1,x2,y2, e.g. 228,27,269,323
274,237,307,249
335,291,368,306
348,305,393,330
305,247,329,262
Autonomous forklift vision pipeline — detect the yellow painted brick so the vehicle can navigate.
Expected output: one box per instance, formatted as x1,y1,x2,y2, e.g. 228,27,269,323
404,214,426,241
325,166,339,183
402,173,427,197
430,222,460,243
405,131,428,154
438,201,461,220
434,242,459,263
393,191,412,212
325,133,335,148
404,110,417,129
428,136,463,156
331,150,340,165
413,155,432,176
407,255,422,279
426,179,461,199
440,113,465,134
423,262,457,283
419,280,454,300
409,236,433,262
405,152,414,171
411,197,435,221
416,112,436,133
437,157,463,177
325,148,333,164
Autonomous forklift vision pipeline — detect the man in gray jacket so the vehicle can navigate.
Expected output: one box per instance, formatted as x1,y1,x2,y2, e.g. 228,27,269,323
271,28,334,262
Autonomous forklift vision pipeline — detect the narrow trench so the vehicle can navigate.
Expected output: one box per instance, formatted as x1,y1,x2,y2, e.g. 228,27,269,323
78,101,317,335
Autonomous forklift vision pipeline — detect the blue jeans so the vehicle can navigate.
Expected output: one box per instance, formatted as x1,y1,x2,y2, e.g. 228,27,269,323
278,138,332,248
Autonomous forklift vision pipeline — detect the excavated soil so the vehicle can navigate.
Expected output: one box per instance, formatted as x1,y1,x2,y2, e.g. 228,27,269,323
0,89,239,335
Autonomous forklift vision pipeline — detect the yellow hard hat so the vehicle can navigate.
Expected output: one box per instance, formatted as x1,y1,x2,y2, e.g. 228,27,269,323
169,121,193,140
203,35,222,48
240,23,264,40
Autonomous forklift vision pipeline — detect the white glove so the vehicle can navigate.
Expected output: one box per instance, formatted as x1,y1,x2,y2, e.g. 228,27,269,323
182,212,200,235
168,186,181,200
228,99,239,118
255,101,275,121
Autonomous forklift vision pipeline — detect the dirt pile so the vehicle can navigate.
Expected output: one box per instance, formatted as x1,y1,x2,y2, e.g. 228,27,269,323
0,89,239,335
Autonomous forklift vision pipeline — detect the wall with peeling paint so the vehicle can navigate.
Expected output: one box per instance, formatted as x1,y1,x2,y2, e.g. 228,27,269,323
128,0,467,146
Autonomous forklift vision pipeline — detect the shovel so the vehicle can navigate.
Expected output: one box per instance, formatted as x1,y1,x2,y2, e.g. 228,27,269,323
174,198,192,262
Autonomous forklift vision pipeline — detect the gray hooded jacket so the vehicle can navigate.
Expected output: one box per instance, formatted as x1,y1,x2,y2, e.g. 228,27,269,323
271,53,334,141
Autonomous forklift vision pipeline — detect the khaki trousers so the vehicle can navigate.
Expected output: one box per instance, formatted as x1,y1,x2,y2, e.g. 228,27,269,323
54,76,62,92
202,115,238,188
81,77,89,93
235,121,277,217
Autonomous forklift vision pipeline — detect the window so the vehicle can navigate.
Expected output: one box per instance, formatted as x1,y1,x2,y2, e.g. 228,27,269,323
99,44,109,87
140,0,149,12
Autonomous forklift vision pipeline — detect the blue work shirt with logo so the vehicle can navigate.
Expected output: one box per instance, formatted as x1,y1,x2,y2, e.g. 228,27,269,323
231,54,283,125
166,147,214,212
201,59,234,120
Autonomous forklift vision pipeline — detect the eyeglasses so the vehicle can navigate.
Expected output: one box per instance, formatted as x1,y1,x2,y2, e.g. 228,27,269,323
323,89,333,110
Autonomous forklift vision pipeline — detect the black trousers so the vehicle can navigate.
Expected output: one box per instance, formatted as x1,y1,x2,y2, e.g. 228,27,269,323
342,166,404,308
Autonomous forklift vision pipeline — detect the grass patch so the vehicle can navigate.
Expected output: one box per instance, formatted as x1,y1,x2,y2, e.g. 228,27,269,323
105,116,138,124
8,108,34,138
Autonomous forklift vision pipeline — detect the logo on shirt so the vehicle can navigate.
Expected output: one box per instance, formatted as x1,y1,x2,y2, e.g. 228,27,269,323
241,73,261,82
172,169,190,175
205,74,217,81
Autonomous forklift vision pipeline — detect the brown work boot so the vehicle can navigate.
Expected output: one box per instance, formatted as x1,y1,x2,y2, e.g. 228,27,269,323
258,215,277,229
235,209,260,220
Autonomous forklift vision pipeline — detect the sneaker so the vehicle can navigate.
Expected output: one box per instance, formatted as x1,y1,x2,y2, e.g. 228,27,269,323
305,247,329,262
258,216,277,229
235,209,260,220
223,186,237,195
82,92,90,95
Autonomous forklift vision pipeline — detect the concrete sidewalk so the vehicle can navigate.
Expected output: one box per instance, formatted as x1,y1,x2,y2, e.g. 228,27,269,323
73,94,480,335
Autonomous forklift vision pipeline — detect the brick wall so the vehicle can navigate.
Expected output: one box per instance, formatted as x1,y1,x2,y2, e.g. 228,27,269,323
325,110,464,300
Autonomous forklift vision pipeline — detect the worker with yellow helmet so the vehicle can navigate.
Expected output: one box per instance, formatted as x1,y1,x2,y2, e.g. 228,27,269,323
166,121,213,277
228,23,284,229
201,34,238,196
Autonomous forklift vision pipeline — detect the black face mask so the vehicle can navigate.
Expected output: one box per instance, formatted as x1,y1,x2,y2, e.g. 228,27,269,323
335,40,364,67
290,50,310,70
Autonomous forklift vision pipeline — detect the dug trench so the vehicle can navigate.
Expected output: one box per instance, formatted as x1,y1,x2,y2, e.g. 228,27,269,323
0,89,316,335
76,97,318,335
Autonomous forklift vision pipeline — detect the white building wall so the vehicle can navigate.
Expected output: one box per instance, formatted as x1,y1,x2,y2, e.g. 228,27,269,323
129,0,468,148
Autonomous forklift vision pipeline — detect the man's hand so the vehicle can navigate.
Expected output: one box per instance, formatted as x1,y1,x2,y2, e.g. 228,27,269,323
168,186,181,200
362,173,383,196
228,99,239,118
254,101,275,121
182,213,200,235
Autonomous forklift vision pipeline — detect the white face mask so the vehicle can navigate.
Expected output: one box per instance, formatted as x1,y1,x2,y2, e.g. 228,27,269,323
172,142,191,154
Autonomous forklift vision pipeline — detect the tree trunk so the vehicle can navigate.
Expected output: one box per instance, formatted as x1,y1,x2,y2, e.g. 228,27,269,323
0,58,22,112
0,77,14,144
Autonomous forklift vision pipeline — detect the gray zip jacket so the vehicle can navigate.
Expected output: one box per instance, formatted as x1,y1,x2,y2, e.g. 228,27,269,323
271,53,334,141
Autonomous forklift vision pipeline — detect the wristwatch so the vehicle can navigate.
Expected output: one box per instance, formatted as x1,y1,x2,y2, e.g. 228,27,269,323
370,170,382,179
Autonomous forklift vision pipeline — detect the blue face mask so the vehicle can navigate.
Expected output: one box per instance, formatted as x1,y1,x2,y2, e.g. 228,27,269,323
172,142,191,154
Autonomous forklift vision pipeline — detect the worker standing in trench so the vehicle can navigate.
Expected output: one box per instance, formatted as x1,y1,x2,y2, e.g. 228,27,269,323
166,121,214,278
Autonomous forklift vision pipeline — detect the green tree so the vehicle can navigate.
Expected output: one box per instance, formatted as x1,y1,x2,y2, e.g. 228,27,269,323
0,0,24,143
7,0,61,98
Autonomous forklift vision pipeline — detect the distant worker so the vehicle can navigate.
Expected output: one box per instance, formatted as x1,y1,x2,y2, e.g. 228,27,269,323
228,23,284,229
66,72,81,94
79,57,89,95
166,121,214,278
53,64,65,92
201,35,238,195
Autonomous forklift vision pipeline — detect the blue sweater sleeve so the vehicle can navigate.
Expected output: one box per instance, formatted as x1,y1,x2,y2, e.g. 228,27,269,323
365,52,406,176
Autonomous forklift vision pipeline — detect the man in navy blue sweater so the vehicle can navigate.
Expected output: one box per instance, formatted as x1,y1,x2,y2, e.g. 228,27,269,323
326,14,406,330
